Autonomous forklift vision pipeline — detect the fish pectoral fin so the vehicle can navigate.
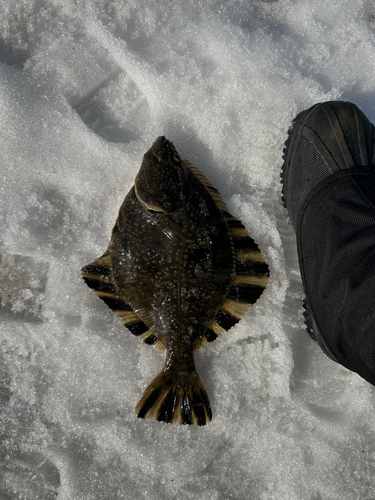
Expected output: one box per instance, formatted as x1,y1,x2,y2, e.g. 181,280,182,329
81,248,136,321
136,370,212,426
82,251,166,349
155,218,190,243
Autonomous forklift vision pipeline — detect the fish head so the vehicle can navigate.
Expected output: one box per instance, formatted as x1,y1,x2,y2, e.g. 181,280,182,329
135,136,184,214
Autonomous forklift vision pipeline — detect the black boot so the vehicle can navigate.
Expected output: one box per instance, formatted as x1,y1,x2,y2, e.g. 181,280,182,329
281,101,375,384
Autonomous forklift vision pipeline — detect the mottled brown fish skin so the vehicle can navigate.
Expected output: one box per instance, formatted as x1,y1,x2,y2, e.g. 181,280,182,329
82,136,270,425
110,137,235,424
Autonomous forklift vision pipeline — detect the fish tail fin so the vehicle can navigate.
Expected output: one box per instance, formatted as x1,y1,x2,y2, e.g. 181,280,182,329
135,370,212,426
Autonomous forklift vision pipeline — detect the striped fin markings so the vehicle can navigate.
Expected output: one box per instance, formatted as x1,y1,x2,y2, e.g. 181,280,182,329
81,250,165,350
135,368,212,426
183,159,270,345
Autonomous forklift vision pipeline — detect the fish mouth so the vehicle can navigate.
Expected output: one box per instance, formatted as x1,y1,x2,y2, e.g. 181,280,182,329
151,136,181,164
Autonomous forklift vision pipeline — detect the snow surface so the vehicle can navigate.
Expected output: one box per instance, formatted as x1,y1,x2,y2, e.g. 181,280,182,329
1,1,375,499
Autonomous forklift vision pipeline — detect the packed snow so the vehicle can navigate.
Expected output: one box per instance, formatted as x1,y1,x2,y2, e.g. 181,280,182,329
1,1,375,499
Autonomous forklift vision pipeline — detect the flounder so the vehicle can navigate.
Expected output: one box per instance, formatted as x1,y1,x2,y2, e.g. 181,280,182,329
82,137,269,425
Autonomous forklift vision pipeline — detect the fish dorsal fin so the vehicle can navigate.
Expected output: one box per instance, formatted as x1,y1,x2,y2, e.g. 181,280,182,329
81,249,166,351
203,221,269,345
183,158,230,213
183,160,270,348
200,228,269,346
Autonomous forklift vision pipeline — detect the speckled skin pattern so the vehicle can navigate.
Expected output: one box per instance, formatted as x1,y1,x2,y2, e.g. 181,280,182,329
110,137,235,380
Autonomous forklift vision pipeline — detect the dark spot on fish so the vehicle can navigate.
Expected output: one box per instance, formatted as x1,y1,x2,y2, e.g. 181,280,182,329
157,388,177,423
101,297,133,311
205,328,218,343
143,334,158,345
235,261,270,276
137,386,162,418
127,321,149,336
226,219,245,229
191,391,206,426
228,285,265,304
232,237,259,252
215,309,239,330
82,278,119,295
81,265,111,277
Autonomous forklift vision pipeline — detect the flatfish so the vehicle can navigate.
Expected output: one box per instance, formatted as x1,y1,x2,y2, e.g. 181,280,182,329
82,137,269,425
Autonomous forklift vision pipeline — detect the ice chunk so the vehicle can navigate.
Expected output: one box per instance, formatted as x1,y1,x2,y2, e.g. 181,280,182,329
0,451,60,500
0,254,48,321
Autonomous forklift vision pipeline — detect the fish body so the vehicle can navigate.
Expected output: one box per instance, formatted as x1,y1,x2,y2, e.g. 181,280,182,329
82,137,269,425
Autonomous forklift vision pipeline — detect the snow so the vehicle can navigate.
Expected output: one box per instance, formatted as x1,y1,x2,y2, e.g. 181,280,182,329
1,1,375,499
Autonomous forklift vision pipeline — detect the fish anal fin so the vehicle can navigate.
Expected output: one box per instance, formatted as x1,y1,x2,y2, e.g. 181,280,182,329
205,262,269,341
136,370,212,426
227,216,269,328
233,274,270,287
204,293,257,340
222,298,251,319
209,320,226,336
139,329,166,351
195,326,222,350
206,279,268,338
